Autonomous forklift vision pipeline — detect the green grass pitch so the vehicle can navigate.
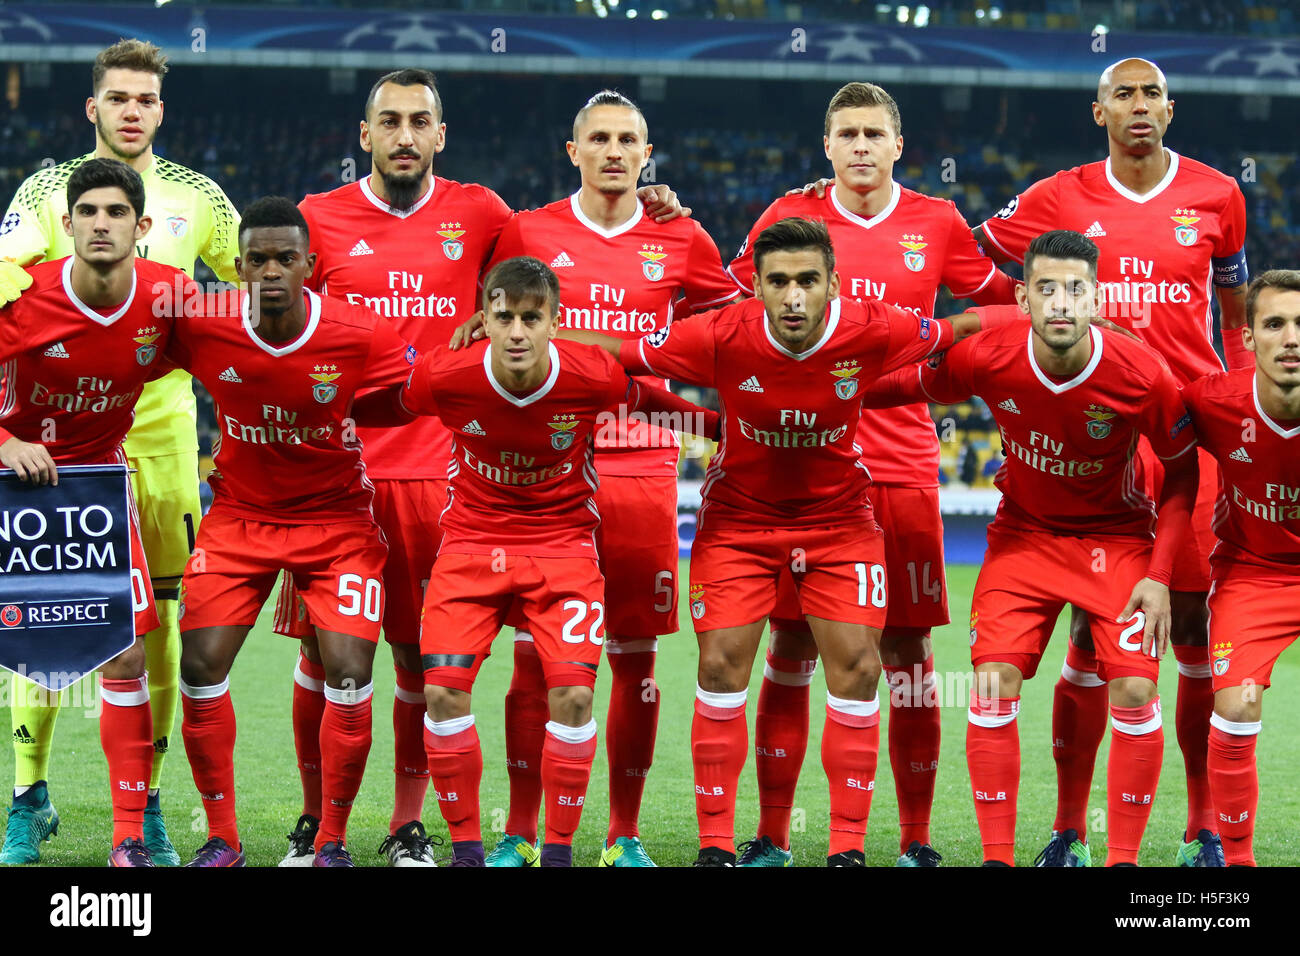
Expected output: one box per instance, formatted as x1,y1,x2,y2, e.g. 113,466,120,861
3,560,1297,867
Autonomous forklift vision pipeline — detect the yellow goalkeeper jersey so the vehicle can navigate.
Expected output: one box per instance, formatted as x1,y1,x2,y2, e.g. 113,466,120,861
0,152,240,458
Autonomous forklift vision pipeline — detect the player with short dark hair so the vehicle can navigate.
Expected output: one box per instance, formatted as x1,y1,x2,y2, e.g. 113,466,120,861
270,70,692,867
1183,270,1300,866
0,157,194,866
0,37,240,866
727,80,1017,867
168,196,415,867
481,89,741,868
974,58,1248,866
863,229,1198,866
558,217,992,866
355,256,715,867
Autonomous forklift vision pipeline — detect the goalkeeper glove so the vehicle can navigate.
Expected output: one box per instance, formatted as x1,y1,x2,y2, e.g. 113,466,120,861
0,260,33,306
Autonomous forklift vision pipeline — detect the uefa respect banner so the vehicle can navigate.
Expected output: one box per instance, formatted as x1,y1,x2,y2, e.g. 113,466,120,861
0,465,138,691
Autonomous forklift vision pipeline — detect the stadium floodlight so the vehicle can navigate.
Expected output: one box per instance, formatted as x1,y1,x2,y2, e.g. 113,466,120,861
989,6,1002,19
897,5,910,23
915,5,930,26
651,8,668,18
154,0,171,7
627,8,637,16
1094,23,1109,34
876,3,891,15
975,8,985,19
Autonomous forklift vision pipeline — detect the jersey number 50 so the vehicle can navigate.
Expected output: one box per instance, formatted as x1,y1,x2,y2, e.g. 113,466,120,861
337,574,383,623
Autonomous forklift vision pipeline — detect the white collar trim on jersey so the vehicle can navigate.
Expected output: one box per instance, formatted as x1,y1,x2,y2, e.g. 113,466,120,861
484,341,561,407
830,180,900,230
1253,375,1300,439
60,256,137,326
568,191,644,239
242,288,322,356
359,175,435,219
1027,323,1104,393
1104,149,1179,205
763,297,842,361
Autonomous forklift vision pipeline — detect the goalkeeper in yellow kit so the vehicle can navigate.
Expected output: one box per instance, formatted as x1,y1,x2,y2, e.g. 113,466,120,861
0,39,239,864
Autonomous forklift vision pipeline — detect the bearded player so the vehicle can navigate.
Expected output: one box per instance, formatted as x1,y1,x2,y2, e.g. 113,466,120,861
0,39,239,866
269,69,689,866
973,58,1247,866
725,81,1017,867
864,230,1198,865
168,198,415,867
1182,271,1300,866
0,158,202,866
354,256,716,866
482,89,741,867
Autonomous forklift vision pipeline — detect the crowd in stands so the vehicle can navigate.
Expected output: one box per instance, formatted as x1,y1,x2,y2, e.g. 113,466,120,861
2,68,1294,487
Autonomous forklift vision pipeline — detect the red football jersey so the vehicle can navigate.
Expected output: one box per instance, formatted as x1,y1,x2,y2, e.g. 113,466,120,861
0,257,183,463
165,290,414,523
401,340,653,558
978,151,1248,387
868,320,1197,538
619,297,950,531
1182,368,1300,572
728,183,1015,486
487,194,740,477
298,175,513,480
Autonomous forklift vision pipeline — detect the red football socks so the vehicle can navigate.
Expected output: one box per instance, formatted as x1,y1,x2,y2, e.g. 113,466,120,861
100,676,154,846
605,642,660,842
967,694,1020,865
503,637,547,843
291,652,326,820
1052,642,1108,835
822,693,880,856
180,678,239,847
316,685,373,850
541,719,598,846
1174,644,1216,836
390,665,430,834
755,652,813,849
1207,717,1260,866
1106,699,1164,865
885,654,941,851
424,714,483,844
692,686,748,852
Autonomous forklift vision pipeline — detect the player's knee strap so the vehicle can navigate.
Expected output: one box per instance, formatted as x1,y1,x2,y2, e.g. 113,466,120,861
1209,711,1261,737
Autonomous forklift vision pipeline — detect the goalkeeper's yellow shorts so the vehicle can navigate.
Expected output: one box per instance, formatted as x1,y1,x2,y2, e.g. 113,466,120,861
128,450,202,582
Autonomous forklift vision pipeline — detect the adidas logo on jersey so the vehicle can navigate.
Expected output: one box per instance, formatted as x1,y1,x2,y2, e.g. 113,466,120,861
349,239,374,257
1229,446,1252,463
219,366,242,383
462,420,487,436
739,376,764,393
43,341,69,359
998,398,1021,414
550,251,575,268
1084,221,1107,238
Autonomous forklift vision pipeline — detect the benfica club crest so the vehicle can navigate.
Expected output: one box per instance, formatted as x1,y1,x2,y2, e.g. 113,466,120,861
1171,208,1200,247
548,413,579,451
831,360,862,400
689,584,706,621
1084,404,1116,439
309,364,341,404
166,216,188,238
133,327,160,365
1212,641,1232,676
899,233,927,272
438,222,466,261
639,243,667,282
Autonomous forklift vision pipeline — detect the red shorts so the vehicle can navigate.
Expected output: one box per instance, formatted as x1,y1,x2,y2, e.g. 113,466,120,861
421,552,605,692
688,522,887,632
180,512,388,642
271,478,447,643
771,485,948,633
1141,443,1218,593
127,499,159,637
1207,560,1300,691
594,474,679,637
970,525,1159,682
